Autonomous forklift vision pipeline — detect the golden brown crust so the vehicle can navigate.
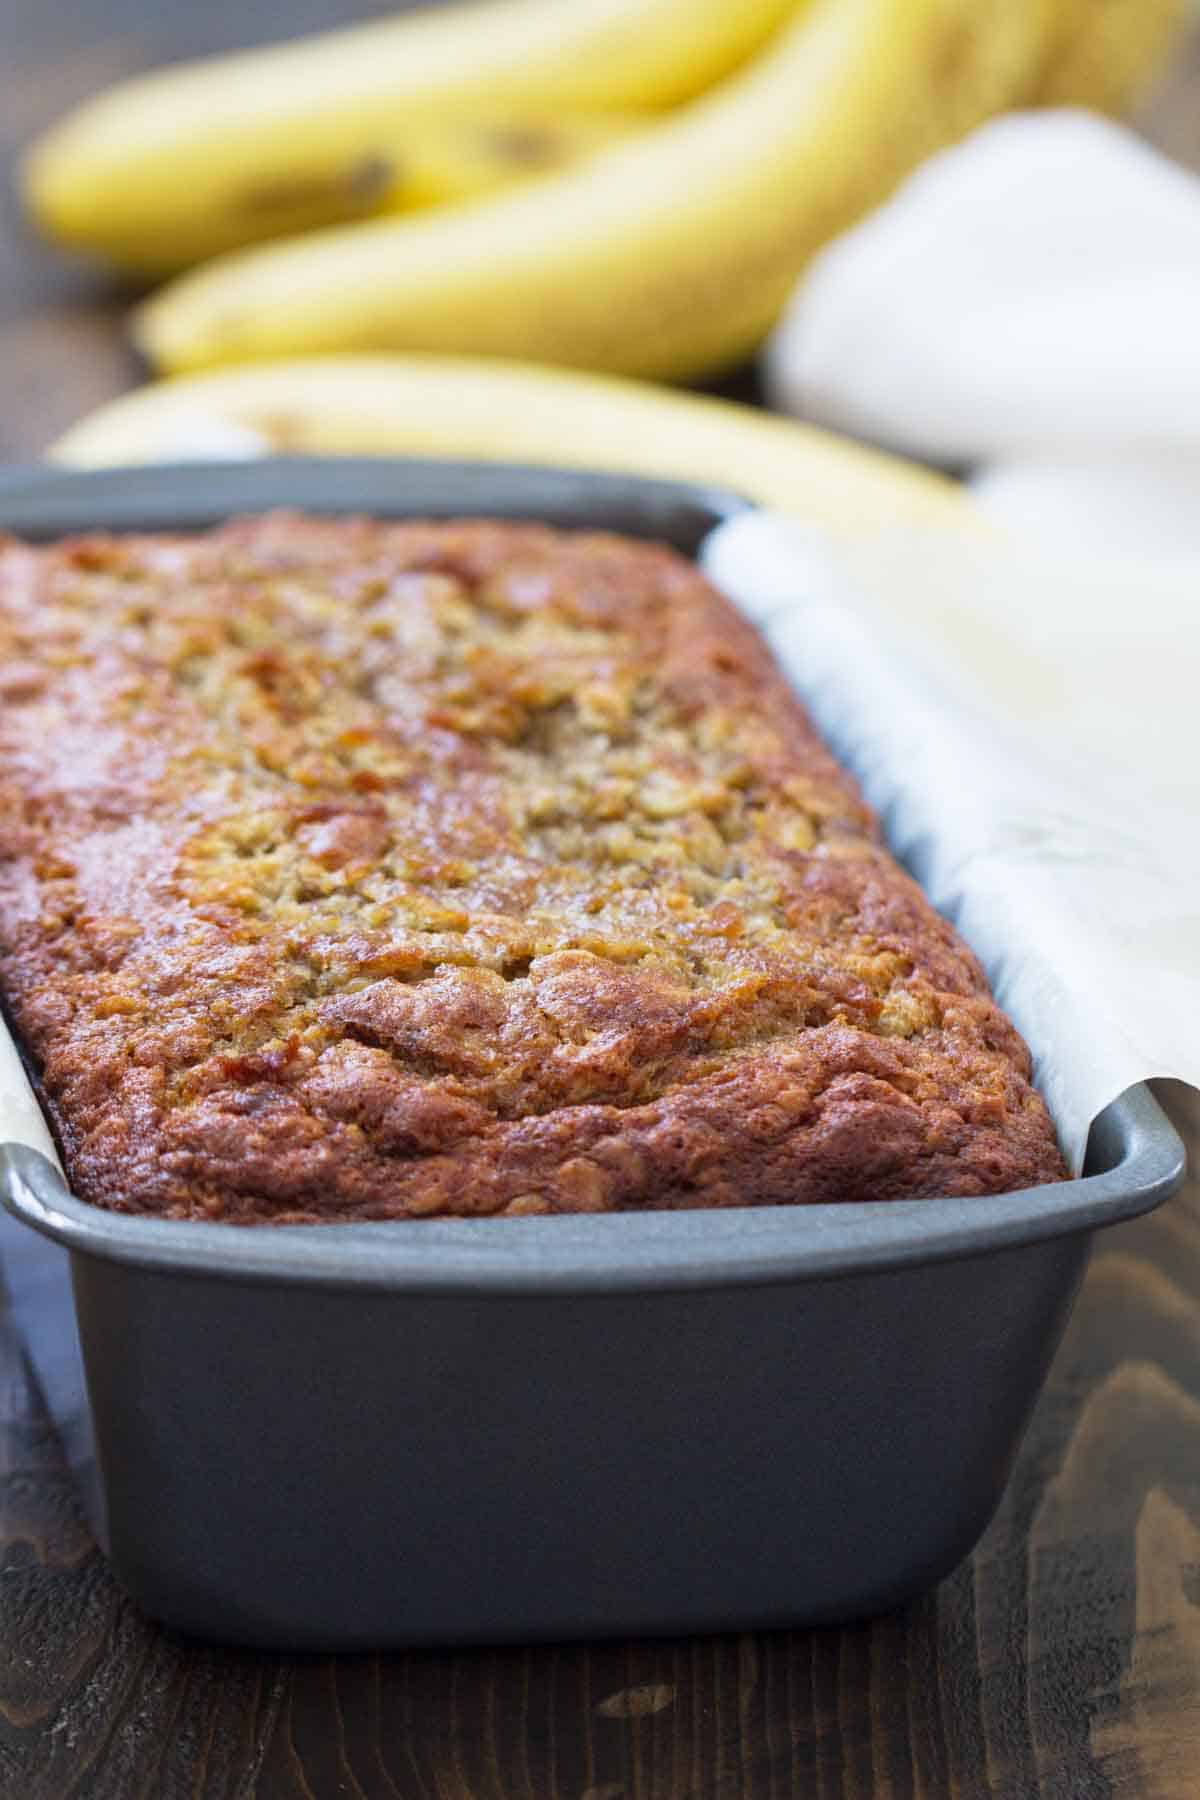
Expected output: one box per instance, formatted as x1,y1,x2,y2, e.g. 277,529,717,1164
0,514,1064,1220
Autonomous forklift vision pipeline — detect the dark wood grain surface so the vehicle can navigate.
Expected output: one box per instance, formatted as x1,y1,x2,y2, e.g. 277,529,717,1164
3,6,1200,1796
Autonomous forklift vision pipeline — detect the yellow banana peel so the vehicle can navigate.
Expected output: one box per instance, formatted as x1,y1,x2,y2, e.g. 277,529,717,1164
48,354,971,535
395,113,646,211
130,0,1059,381
23,0,793,274
1034,0,1187,112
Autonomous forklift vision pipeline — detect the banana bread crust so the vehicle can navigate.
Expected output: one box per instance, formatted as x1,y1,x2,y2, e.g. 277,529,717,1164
0,513,1064,1220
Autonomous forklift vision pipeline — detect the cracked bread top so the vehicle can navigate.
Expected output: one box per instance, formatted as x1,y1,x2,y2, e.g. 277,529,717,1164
0,512,1064,1220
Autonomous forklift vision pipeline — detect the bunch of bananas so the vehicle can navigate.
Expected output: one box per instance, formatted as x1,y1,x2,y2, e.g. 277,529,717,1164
24,0,1181,388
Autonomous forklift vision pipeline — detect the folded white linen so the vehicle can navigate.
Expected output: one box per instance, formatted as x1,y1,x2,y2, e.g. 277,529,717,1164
764,110,1200,553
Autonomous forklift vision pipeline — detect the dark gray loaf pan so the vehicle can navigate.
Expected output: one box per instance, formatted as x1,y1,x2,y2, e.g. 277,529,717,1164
0,458,1186,1650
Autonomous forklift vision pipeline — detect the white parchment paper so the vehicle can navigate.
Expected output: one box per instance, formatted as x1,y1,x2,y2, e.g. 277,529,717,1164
703,512,1200,1171
0,1020,60,1166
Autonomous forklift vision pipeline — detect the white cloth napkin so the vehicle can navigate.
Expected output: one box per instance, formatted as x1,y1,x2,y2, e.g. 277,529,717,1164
764,110,1200,556
702,512,1199,1171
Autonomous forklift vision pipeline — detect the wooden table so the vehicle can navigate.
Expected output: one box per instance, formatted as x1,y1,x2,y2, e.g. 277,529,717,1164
3,7,1200,1795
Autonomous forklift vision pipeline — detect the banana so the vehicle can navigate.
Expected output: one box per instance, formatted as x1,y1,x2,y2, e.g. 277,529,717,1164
32,111,647,273
132,0,1058,382
395,112,645,211
47,353,971,533
23,0,793,275
41,111,646,275
1033,0,1187,113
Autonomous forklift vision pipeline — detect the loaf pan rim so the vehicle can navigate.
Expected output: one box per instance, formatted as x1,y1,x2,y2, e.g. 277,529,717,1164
0,454,751,547
1,1085,1183,1295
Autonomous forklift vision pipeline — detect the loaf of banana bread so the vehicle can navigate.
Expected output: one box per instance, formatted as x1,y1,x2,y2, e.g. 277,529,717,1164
0,513,1064,1219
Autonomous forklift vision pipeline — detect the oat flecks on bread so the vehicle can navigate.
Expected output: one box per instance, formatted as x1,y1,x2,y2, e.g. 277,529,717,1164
0,514,1065,1221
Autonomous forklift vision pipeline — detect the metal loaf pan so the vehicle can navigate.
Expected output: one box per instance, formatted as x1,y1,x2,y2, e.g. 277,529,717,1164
0,459,1186,1650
